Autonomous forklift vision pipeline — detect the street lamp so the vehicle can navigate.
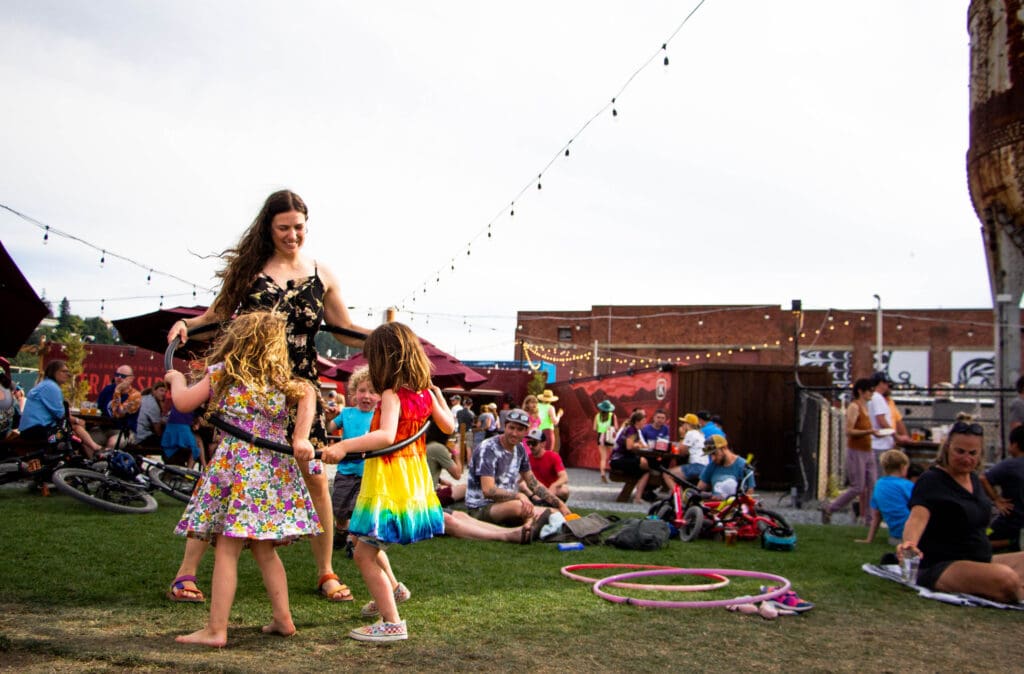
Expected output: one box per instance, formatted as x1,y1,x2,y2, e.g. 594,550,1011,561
873,294,883,372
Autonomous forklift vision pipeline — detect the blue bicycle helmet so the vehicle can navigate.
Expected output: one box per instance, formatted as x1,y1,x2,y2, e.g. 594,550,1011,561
761,525,796,551
108,451,140,481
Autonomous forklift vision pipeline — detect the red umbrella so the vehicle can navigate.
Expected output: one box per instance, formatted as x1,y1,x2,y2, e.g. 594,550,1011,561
334,337,488,389
112,305,347,381
0,242,50,356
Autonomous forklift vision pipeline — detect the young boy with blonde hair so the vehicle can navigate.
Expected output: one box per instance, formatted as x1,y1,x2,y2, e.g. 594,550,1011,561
856,449,914,546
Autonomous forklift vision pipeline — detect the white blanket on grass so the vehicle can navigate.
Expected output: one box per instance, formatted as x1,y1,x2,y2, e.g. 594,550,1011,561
862,563,1024,611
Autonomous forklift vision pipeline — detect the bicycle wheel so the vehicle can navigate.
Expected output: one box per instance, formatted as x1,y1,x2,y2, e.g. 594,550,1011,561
754,507,792,533
148,464,201,503
679,505,705,542
52,467,158,514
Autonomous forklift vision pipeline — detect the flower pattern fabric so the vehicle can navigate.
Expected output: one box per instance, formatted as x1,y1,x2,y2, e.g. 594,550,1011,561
175,364,322,543
238,269,328,448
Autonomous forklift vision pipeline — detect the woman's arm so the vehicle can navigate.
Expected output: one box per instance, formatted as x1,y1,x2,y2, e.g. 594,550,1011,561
896,504,931,561
167,306,223,346
318,263,374,348
164,371,211,413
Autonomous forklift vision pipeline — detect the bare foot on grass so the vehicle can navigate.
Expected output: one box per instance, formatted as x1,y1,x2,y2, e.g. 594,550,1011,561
175,627,227,648
262,618,296,637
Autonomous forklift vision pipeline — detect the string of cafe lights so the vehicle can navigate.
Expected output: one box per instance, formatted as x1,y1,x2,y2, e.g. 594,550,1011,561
1,202,217,314
395,0,708,310
518,301,1009,378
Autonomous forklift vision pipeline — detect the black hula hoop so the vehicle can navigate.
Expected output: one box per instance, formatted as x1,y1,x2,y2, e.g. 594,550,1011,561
163,321,417,463
208,414,430,463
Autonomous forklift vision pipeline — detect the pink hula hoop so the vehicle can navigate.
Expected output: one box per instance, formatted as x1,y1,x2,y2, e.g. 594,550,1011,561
592,568,791,609
561,564,730,592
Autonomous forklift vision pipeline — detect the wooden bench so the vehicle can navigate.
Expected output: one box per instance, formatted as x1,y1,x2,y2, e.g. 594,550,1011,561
608,469,664,503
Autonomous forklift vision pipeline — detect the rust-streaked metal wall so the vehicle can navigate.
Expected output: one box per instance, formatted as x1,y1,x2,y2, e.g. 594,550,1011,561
967,0,1024,443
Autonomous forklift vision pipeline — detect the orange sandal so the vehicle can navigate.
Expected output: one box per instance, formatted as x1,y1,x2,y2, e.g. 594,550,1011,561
317,573,354,602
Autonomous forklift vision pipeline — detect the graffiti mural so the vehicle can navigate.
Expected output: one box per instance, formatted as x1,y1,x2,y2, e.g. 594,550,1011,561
799,350,852,388
882,350,929,388
951,351,996,387
549,370,673,469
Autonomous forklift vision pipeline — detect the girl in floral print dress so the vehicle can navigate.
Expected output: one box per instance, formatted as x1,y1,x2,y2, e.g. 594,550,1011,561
165,311,322,648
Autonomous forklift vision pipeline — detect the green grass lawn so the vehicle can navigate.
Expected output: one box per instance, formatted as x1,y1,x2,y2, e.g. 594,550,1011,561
0,486,1019,673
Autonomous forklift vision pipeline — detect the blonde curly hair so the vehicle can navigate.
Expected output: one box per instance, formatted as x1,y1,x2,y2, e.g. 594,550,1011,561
200,311,308,408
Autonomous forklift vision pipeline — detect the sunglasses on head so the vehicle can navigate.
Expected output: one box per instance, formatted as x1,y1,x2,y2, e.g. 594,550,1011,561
950,421,983,436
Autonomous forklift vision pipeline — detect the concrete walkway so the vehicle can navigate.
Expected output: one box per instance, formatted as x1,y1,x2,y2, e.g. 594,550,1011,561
564,467,852,526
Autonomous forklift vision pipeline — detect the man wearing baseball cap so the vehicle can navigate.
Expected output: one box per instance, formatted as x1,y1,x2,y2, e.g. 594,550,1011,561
693,435,754,498
465,408,571,528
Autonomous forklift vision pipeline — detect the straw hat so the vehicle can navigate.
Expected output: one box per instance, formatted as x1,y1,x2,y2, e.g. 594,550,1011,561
537,389,559,403
597,400,615,412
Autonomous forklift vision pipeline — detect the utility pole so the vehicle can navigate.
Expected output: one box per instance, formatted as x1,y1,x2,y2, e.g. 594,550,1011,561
874,294,883,372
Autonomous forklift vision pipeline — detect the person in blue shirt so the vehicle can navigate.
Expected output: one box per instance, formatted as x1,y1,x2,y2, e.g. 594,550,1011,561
857,449,914,546
697,410,725,441
327,366,379,560
640,408,671,446
18,360,102,457
697,435,754,497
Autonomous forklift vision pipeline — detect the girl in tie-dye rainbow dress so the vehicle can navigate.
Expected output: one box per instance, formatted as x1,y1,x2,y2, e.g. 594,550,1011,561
322,322,455,643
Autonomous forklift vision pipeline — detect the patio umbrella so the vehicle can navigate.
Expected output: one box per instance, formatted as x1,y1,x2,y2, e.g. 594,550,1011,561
111,305,347,380
334,338,488,389
0,241,50,356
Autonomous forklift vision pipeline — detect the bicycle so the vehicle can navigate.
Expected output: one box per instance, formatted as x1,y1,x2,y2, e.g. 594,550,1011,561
648,465,794,547
52,449,202,515
0,403,95,494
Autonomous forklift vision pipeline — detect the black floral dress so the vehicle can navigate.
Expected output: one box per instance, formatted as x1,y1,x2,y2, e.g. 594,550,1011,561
238,266,328,449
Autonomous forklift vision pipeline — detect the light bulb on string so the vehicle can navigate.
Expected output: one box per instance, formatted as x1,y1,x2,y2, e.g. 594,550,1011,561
147,269,152,284
100,250,106,267
43,225,49,244
487,224,492,239
510,201,515,217
159,295,164,309
192,286,197,300
100,299,105,314
662,43,669,66
611,98,618,117
537,174,542,190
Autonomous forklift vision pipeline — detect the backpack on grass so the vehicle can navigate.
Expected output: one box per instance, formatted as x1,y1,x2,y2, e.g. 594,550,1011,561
604,518,671,551
543,513,619,545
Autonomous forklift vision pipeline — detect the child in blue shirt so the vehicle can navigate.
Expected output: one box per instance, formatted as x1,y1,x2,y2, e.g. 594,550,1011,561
857,449,914,546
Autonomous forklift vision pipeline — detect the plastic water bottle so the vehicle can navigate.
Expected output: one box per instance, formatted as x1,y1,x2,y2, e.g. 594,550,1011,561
557,542,584,551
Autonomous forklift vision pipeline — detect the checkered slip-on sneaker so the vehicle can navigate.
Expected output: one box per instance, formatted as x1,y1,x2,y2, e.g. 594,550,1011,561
360,582,412,618
349,619,408,643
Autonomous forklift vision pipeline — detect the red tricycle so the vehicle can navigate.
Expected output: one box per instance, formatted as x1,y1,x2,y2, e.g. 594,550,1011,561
648,466,795,549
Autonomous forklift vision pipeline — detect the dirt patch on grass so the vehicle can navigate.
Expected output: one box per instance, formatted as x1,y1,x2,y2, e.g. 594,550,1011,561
2,601,1020,673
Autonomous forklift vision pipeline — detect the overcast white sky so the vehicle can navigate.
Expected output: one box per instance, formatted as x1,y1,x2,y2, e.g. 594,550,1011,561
0,1,993,360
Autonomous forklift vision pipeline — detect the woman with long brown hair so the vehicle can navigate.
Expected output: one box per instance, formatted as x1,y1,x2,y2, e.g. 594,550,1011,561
164,189,372,604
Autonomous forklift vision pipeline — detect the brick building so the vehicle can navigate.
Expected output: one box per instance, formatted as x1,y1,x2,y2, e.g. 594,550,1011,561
514,304,1020,389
